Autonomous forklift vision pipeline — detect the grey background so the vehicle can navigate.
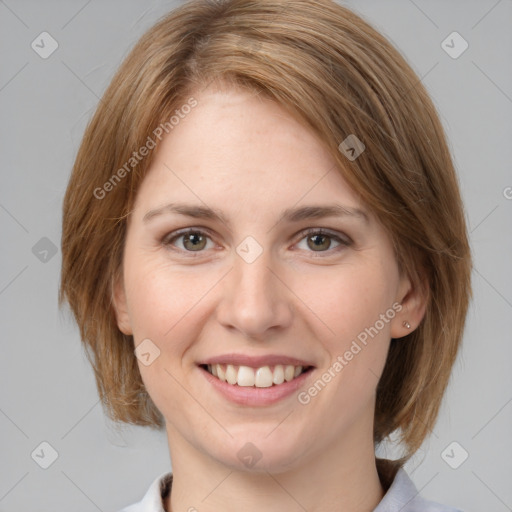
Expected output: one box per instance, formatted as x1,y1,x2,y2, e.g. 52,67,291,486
1,0,511,511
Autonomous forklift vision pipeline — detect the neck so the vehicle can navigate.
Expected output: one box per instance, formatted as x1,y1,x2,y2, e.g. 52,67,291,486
164,425,385,512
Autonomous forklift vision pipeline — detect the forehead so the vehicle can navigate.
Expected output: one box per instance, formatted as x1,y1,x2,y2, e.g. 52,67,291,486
132,86,364,218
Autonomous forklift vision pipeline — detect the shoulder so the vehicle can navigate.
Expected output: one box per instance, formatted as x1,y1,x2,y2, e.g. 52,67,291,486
375,461,463,512
116,471,173,512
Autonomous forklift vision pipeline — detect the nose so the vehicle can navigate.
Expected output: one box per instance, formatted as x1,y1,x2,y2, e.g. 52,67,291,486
215,247,293,339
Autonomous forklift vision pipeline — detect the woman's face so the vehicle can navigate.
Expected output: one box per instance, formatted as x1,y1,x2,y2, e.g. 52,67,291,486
113,85,417,472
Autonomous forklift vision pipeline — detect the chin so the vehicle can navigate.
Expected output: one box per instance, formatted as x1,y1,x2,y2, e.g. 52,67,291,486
208,431,308,474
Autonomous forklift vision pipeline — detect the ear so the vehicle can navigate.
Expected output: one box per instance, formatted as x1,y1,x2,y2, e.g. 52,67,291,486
111,270,133,336
390,269,428,339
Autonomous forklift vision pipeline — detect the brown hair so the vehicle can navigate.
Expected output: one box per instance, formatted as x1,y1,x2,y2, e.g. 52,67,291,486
59,0,472,463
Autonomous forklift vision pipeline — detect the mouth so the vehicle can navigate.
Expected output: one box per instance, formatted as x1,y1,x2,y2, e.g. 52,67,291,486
199,363,314,388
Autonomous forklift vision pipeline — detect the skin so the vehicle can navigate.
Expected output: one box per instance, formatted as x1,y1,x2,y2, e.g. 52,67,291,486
113,84,426,512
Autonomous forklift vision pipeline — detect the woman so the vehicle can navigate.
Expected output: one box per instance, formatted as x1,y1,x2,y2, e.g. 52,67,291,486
59,1,472,510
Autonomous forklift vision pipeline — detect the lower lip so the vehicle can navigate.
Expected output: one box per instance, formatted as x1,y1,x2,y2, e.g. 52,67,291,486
199,366,314,406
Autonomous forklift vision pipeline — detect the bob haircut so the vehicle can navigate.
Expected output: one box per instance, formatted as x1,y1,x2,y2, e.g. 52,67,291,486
59,0,472,463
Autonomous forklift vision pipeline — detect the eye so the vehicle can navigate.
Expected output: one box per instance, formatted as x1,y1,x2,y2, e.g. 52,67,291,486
295,228,351,255
162,229,215,253
161,227,352,256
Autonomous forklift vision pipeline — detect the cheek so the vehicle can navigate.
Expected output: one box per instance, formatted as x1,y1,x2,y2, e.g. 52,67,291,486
298,260,398,398
124,255,200,337
298,260,398,345
122,256,213,412
123,254,224,376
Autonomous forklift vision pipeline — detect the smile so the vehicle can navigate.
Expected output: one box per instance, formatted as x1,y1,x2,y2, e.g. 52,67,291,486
201,363,312,387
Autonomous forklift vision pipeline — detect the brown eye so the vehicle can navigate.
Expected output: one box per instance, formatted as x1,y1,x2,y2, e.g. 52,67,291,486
182,232,207,251
296,229,351,255
307,233,333,251
163,229,214,253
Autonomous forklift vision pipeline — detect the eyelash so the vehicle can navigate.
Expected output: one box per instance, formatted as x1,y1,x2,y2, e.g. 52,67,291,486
161,227,352,257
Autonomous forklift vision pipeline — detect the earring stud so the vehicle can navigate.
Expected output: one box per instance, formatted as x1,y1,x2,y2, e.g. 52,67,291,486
402,321,411,329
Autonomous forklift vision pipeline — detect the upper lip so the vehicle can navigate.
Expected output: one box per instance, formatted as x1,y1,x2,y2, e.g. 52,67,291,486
198,354,315,368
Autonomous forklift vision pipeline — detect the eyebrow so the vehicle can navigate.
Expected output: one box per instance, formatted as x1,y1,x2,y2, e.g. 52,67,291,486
142,202,369,226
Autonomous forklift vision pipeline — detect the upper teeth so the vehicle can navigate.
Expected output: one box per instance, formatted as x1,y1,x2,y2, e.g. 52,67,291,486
207,364,305,387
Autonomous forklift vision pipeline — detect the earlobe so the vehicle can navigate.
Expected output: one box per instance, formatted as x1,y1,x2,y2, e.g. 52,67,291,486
391,272,428,339
111,272,133,336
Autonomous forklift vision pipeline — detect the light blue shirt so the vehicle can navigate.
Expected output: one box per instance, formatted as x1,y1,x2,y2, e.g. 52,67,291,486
119,466,462,512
